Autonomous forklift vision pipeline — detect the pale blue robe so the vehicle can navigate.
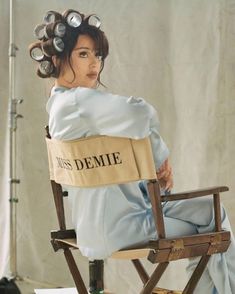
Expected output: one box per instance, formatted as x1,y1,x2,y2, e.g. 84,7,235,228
46,86,235,294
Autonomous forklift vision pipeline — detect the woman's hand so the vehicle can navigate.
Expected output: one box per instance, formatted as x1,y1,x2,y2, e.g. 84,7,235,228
156,158,173,192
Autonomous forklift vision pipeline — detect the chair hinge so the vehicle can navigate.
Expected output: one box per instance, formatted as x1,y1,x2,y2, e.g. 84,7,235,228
168,239,184,261
207,234,222,255
51,239,61,252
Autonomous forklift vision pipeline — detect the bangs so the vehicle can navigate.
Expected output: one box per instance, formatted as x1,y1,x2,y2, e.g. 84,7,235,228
78,25,109,60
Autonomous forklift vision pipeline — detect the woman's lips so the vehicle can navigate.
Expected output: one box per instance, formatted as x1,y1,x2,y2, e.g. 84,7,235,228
87,73,98,79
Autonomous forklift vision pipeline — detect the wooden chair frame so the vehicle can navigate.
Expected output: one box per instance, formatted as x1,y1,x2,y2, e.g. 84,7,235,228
46,128,231,294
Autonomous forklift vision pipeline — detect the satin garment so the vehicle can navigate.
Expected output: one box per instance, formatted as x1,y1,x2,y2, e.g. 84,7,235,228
46,86,171,259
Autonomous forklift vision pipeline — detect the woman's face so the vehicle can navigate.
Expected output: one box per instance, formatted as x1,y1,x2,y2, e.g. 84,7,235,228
57,34,102,88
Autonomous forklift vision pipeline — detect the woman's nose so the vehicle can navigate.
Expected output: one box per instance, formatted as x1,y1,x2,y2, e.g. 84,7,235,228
90,55,99,66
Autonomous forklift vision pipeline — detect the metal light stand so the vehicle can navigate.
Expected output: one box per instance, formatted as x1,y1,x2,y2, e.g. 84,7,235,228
8,0,23,279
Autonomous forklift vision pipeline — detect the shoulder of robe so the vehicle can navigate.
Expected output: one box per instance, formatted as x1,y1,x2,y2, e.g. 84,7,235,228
74,88,157,117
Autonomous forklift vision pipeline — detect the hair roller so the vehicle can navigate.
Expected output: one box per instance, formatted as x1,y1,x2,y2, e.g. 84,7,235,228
34,23,46,40
44,21,66,39
37,60,54,78
84,14,101,28
41,37,64,57
44,10,62,23
62,9,84,28
29,42,45,61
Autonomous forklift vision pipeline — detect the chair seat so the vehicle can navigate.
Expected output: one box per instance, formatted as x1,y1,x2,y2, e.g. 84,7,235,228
53,229,230,262
54,238,151,259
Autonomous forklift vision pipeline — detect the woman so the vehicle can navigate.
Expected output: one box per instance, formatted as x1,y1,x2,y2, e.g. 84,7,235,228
29,9,235,293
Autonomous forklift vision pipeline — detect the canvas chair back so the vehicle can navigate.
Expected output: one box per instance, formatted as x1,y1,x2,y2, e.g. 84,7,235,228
46,135,157,187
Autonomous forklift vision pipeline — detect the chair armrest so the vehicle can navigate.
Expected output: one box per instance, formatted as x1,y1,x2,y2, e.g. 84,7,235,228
161,186,229,202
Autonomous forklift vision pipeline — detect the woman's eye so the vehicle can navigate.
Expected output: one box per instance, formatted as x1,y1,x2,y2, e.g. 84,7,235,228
79,51,88,58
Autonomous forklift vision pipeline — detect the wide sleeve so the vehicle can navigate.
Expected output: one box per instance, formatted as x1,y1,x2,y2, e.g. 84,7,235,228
73,88,169,169
148,105,170,169
124,96,169,169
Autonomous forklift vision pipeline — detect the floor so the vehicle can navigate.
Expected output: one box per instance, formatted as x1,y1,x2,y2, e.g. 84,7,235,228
15,279,182,294
15,279,115,294
15,278,77,294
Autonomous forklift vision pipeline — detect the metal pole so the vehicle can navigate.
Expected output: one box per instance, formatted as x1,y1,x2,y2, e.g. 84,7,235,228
8,0,23,279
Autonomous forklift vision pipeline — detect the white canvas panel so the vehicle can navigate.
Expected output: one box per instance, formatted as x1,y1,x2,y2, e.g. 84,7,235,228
35,288,77,294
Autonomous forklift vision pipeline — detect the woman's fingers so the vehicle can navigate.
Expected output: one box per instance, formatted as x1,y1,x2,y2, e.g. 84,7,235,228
157,166,172,180
165,176,174,191
157,158,173,191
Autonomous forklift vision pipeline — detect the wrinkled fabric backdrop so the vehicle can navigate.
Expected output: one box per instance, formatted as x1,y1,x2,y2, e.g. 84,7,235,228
0,0,235,292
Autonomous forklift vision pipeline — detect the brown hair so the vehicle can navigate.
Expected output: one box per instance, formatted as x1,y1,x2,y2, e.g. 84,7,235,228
29,10,109,86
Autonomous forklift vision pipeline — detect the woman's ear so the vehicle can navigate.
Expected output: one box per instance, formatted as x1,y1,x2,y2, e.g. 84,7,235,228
52,55,57,67
52,55,62,77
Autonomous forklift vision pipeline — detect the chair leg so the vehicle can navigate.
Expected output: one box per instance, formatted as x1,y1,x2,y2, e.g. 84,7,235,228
140,262,169,294
63,248,88,294
183,255,211,294
132,259,150,284
89,260,104,293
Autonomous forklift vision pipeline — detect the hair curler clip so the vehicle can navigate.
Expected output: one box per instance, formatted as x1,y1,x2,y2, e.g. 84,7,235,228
63,9,84,28
44,21,66,39
85,14,101,28
41,37,65,57
34,23,46,40
29,42,45,61
44,11,62,24
38,60,54,76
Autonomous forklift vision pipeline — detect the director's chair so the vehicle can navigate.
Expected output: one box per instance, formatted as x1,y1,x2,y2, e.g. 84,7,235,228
45,127,230,294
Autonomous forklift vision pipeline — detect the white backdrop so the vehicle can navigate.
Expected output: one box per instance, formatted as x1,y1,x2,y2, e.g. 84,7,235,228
0,0,235,293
